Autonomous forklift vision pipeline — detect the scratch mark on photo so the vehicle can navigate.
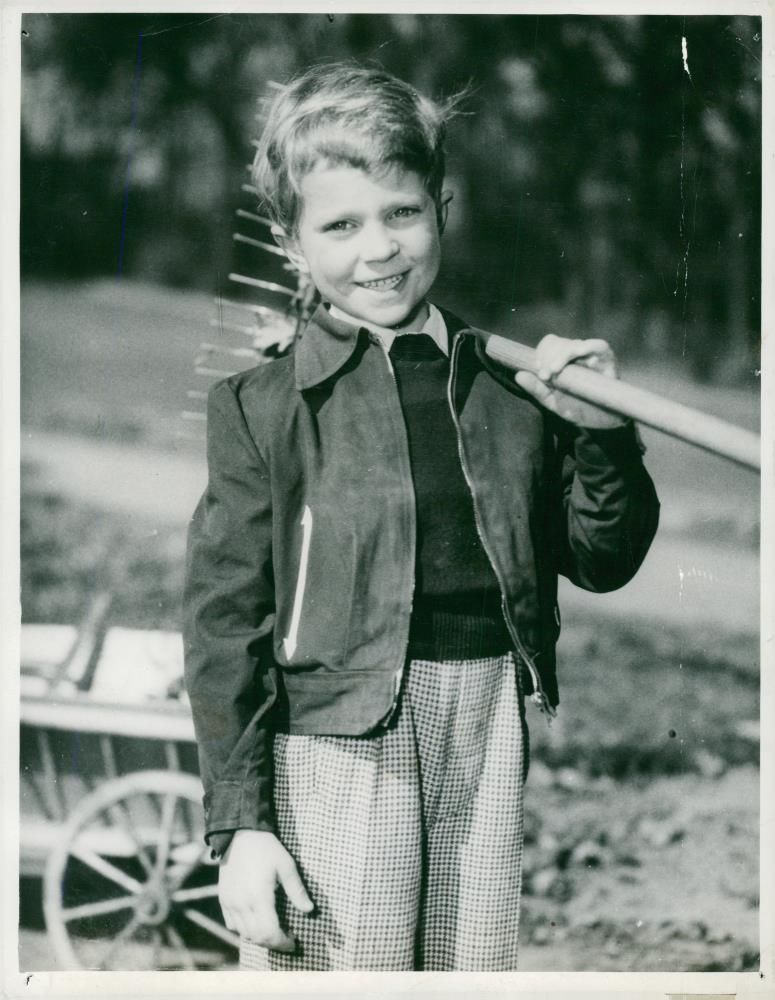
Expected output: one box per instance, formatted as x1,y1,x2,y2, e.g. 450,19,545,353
681,35,692,80
117,32,143,279
140,13,231,38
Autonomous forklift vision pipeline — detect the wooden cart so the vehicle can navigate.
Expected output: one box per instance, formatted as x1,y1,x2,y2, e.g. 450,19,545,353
20,619,239,971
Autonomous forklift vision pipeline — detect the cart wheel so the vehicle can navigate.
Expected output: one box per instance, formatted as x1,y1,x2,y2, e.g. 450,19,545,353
43,770,238,970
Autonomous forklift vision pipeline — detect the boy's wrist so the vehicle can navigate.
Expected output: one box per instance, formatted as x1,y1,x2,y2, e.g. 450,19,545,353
208,823,279,862
573,419,647,467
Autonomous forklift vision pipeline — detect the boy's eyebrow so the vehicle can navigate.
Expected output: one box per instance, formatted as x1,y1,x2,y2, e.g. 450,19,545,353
311,195,427,224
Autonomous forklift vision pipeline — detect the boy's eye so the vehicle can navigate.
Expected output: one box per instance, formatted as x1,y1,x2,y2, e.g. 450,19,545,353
391,206,420,219
322,219,354,233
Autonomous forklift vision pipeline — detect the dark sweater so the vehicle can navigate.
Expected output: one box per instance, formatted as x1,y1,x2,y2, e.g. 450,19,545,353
389,333,512,660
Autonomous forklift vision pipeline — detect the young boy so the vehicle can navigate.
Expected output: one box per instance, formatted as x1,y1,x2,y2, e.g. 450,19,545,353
183,62,659,972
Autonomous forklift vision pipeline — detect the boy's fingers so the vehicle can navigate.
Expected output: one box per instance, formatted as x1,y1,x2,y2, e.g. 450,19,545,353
575,337,610,356
277,856,315,912
222,907,247,939
515,370,552,404
248,904,298,953
535,337,615,380
537,340,585,379
267,929,298,954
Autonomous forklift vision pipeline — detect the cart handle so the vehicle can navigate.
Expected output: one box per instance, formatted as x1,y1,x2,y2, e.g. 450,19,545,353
20,695,195,742
478,331,760,472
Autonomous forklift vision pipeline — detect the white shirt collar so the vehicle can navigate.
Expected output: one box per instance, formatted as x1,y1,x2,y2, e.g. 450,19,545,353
327,301,448,356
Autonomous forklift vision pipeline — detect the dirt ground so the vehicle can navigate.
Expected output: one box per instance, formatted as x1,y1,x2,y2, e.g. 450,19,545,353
518,765,759,971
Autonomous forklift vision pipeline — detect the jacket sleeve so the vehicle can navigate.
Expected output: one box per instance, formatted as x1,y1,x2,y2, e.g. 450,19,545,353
554,419,660,592
183,377,278,856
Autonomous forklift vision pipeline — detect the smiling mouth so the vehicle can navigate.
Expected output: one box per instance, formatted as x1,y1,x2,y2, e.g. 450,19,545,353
357,273,406,291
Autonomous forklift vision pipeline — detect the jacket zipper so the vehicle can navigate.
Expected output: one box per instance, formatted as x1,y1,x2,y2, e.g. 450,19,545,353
377,337,416,717
447,334,557,720
282,504,313,660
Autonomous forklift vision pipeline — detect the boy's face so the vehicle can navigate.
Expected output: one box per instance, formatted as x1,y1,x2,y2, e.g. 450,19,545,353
281,164,442,332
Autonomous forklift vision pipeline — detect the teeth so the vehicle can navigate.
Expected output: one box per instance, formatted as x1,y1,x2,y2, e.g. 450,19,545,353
360,274,403,290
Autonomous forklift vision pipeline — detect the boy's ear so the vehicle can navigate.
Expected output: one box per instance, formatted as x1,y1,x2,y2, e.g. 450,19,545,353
270,223,310,273
439,189,454,234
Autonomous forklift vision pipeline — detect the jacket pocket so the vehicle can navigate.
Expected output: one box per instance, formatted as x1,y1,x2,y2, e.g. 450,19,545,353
282,505,312,661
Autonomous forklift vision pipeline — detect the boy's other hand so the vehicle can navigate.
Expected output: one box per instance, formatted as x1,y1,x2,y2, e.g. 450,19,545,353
514,335,628,429
218,829,314,952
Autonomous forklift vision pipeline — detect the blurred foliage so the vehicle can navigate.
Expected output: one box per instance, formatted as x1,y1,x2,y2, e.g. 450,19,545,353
20,13,761,381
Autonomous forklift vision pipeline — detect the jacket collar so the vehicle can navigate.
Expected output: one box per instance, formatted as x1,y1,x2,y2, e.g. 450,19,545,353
293,302,473,390
293,304,364,390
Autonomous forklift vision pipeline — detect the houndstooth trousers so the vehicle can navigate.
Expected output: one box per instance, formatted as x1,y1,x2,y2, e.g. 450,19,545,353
239,652,529,971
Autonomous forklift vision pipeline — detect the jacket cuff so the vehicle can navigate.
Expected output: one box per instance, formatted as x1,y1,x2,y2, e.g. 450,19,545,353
574,420,646,468
203,776,277,853
207,829,236,862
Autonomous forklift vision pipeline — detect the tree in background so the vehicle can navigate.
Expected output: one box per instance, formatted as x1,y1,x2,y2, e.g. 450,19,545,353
20,13,761,382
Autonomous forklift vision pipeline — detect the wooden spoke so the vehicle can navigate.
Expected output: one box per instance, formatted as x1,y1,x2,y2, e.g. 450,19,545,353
22,768,53,821
99,734,118,780
37,729,66,821
96,910,145,971
151,929,163,971
62,895,138,923
70,843,144,896
164,741,180,773
171,884,218,903
180,907,239,949
103,800,155,877
154,793,178,876
181,796,196,844
165,844,209,890
163,924,196,971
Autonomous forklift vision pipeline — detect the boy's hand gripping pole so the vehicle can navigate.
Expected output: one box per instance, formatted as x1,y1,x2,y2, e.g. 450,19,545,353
477,331,760,472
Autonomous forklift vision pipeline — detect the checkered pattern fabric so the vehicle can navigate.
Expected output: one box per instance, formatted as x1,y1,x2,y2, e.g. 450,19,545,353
239,652,528,971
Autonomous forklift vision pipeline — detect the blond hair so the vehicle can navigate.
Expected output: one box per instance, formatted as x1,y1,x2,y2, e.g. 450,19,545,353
252,61,462,233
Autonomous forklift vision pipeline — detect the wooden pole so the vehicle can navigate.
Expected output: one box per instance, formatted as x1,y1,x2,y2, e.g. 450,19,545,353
478,331,760,472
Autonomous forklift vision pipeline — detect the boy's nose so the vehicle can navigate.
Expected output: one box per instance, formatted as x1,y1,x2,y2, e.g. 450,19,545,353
361,225,399,263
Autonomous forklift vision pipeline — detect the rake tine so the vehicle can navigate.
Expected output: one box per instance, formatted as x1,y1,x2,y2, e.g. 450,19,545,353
233,233,286,257
208,318,260,337
236,208,273,227
228,272,296,297
199,341,262,359
214,297,283,319
195,366,235,378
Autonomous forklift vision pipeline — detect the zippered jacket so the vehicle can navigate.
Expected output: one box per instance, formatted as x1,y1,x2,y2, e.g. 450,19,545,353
183,305,660,845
